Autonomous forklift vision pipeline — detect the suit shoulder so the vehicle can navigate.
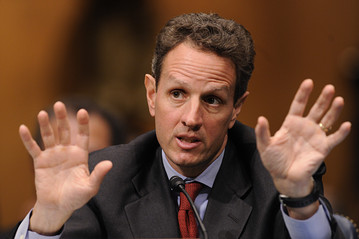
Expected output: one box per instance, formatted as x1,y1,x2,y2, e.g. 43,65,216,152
228,121,256,145
88,130,159,170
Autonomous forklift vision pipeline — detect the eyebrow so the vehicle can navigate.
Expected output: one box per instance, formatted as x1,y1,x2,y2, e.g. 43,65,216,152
206,85,230,93
168,76,190,87
169,77,231,91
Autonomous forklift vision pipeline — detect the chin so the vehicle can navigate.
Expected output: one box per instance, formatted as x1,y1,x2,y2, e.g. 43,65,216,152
176,156,208,169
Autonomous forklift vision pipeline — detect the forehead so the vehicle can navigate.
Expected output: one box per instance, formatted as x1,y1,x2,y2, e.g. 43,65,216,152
160,42,236,88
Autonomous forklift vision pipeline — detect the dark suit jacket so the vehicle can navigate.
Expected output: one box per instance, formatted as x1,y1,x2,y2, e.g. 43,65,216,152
9,121,346,238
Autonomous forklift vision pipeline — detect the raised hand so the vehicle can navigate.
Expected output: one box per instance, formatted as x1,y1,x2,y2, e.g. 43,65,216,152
19,101,112,235
255,79,351,203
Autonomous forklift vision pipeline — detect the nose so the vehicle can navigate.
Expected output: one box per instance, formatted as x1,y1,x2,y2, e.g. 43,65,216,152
181,99,203,131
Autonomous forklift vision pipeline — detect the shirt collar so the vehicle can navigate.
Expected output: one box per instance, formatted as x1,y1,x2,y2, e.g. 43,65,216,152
162,149,224,189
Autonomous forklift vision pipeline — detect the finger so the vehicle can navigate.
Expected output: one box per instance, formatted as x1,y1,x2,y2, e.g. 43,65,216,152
53,101,71,145
319,97,345,129
76,109,90,150
89,160,113,195
19,124,42,158
38,110,56,148
327,121,351,150
306,84,335,122
288,79,314,116
255,116,271,152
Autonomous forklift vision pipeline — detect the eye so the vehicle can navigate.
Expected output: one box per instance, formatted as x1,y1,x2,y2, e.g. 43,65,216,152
170,90,184,99
204,96,222,105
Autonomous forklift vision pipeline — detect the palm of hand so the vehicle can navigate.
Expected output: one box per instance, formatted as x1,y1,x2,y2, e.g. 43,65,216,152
255,80,351,196
260,115,328,184
34,144,93,212
19,102,113,229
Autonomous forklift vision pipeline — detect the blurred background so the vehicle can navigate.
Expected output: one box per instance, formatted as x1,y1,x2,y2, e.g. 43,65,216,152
1,0,358,232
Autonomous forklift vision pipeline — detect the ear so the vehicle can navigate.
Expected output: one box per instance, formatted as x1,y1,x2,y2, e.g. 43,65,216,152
144,74,157,117
229,91,249,129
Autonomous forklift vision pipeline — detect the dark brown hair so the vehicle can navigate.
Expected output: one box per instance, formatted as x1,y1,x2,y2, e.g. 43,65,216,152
151,13,255,102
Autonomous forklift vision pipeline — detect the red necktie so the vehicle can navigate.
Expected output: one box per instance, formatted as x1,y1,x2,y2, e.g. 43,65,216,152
178,182,203,238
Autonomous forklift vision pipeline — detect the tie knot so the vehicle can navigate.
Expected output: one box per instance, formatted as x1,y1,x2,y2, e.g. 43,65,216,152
179,182,203,210
185,182,203,198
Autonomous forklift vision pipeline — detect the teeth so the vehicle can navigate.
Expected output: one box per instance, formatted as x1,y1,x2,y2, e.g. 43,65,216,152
179,137,198,143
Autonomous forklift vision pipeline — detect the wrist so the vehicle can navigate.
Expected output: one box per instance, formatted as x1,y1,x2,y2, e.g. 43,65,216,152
279,179,321,220
286,200,320,220
29,204,69,235
279,178,320,208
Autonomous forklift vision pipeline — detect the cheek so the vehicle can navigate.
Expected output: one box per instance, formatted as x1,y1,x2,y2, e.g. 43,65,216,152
204,113,233,139
155,98,182,122
207,110,234,129
206,123,227,141
155,104,180,136
155,113,179,150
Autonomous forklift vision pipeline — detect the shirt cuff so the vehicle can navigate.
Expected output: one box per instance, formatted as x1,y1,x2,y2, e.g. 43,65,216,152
14,210,61,239
281,201,331,239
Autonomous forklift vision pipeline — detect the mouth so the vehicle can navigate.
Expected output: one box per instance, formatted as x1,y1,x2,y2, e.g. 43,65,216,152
177,136,200,143
176,135,201,150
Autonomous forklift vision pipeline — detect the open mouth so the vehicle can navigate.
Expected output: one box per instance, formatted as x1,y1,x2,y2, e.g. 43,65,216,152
177,137,200,143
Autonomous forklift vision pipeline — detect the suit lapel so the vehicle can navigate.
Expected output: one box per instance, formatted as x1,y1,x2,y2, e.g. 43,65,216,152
124,122,256,238
203,140,253,239
124,148,180,238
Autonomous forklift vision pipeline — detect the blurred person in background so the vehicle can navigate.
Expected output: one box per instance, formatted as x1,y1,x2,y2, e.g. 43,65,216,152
34,96,128,152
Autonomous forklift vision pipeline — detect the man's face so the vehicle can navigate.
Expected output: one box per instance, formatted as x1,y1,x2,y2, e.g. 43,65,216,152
145,42,248,177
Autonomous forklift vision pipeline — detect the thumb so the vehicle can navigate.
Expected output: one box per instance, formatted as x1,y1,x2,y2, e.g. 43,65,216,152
255,116,271,152
89,160,113,194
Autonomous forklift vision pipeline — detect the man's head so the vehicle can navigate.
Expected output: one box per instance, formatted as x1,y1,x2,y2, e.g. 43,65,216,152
145,13,254,177
151,13,255,103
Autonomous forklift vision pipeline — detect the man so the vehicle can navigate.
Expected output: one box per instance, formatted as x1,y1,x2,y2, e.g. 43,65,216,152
13,13,351,238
